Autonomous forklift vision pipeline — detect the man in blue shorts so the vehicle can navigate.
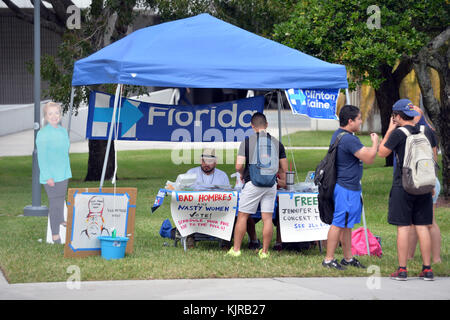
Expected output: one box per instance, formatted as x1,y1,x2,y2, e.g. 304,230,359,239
322,105,379,270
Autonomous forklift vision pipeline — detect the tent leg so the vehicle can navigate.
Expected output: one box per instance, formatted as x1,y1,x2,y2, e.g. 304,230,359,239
361,194,370,256
277,90,282,142
99,84,121,190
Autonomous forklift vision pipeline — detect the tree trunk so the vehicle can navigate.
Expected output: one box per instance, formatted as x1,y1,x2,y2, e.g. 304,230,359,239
413,27,450,199
374,66,400,167
85,139,116,181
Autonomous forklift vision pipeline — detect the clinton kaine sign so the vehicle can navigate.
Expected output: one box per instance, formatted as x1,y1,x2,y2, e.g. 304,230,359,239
86,91,264,142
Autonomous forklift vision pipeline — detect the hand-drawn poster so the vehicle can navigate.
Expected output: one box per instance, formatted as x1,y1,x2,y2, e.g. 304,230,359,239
64,188,137,258
170,191,238,241
278,192,330,242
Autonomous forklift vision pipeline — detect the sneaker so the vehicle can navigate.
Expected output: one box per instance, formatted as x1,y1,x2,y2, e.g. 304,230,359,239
248,239,262,250
419,268,434,281
258,249,269,259
391,267,407,281
226,248,241,257
322,259,346,270
340,257,366,269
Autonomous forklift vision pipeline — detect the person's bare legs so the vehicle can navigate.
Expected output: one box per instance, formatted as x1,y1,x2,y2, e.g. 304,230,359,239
397,225,411,267
407,227,418,260
341,228,353,260
325,225,342,261
232,212,249,252
260,212,273,254
415,224,432,267
430,211,441,263
408,209,441,263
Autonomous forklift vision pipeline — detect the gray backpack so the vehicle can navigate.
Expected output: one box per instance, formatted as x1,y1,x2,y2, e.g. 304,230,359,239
247,132,279,187
397,125,436,195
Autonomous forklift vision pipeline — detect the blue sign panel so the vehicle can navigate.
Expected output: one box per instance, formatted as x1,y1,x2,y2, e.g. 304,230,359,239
285,89,340,120
86,91,264,142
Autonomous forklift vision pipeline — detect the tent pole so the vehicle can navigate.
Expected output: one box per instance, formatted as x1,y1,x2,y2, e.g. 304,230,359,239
24,2,48,216
361,193,370,256
277,90,282,142
99,84,121,190
345,88,350,105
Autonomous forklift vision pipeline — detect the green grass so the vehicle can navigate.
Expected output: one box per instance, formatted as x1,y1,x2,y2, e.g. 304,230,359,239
0,132,448,283
284,130,374,147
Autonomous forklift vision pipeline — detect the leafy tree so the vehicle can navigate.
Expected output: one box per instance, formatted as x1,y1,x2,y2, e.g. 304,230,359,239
273,0,448,169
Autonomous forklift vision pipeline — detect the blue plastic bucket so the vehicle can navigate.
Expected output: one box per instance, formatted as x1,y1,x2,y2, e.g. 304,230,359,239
98,236,129,260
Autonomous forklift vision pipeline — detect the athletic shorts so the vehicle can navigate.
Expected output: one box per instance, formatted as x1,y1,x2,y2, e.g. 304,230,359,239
331,183,362,228
388,186,433,226
238,181,277,214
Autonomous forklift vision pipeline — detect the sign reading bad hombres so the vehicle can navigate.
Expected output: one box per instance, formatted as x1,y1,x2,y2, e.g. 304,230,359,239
170,191,238,240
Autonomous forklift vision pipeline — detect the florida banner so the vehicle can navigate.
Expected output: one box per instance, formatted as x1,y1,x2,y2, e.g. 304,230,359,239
86,91,264,142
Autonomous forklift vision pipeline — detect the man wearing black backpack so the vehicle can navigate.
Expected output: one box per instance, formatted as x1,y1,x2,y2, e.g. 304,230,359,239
322,105,379,270
227,112,288,259
378,99,437,281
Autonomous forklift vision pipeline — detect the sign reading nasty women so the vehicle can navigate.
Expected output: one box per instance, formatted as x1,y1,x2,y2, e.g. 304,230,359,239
170,191,238,240
278,192,330,242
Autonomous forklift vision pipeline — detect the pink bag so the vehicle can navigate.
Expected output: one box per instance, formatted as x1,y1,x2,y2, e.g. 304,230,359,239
351,227,382,257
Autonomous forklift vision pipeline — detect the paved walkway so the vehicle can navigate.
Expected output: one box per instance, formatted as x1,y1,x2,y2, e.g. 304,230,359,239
0,269,449,300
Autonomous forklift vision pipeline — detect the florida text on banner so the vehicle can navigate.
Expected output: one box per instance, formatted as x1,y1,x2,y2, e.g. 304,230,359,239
86,91,264,142
170,191,238,240
278,192,330,242
284,88,340,120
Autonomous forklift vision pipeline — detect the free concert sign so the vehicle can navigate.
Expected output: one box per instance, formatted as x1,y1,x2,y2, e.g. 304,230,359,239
278,192,330,242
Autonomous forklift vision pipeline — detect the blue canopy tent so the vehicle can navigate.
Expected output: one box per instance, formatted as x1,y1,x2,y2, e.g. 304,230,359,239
70,14,371,254
71,13,348,185
72,12,352,188
72,13,347,89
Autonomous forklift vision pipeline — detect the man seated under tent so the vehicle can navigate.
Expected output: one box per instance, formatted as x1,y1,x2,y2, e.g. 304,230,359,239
184,148,262,250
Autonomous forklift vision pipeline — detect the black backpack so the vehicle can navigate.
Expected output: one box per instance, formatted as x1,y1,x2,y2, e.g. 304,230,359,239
314,132,347,225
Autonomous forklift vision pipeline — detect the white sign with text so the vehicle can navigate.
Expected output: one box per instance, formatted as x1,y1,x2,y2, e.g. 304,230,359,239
170,191,238,240
278,192,330,242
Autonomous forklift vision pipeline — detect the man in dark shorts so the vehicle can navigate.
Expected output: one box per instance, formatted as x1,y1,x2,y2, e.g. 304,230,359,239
378,99,437,281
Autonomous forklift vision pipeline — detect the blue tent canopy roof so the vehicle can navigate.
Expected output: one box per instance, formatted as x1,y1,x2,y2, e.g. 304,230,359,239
72,13,348,89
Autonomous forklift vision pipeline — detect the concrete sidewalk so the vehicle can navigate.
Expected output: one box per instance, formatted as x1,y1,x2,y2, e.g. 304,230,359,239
1,269,449,300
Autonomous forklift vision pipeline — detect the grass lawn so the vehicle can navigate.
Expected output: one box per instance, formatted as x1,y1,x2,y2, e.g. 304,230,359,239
0,132,448,283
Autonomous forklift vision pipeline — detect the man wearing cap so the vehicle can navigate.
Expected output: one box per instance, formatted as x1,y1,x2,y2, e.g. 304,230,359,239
183,148,230,249
379,98,437,281
185,148,230,190
184,148,261,249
